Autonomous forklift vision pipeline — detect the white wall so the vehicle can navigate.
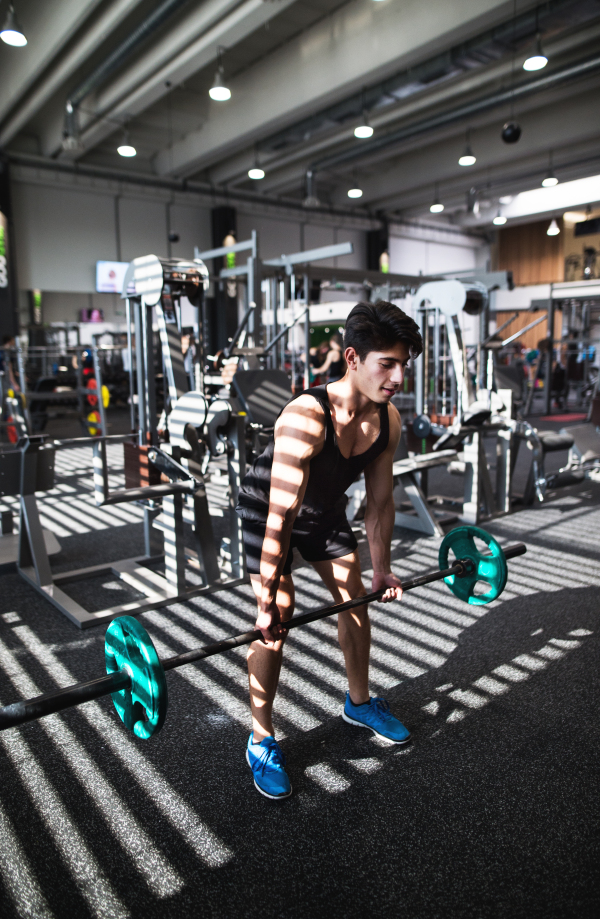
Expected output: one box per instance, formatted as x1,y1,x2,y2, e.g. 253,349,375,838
236,213,366,268
12,179,215,298
237,213,300,260
389,222,488,276
169,202,212,261
13,181,118,293
12,170,367,321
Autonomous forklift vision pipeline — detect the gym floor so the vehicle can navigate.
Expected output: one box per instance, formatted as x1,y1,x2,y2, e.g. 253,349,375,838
0,436,598,919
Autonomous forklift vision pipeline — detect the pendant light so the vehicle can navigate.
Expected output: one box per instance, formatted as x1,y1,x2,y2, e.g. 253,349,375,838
459,130,476,166
0,4,26,47
209,47,231,101
117,131,136,157
542,152,558,187
354,113,373,139
523,33,548,71
429,183,444,213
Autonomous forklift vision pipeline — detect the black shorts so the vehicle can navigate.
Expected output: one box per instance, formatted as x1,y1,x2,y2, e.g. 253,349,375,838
241,515,358,576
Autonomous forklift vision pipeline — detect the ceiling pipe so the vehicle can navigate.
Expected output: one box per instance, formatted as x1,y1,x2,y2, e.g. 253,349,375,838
8,151,379,228
310,51,600,177
62,0,190,145
58,0,294,160
0,0,144,148
212,17,600,191
375,150,600,218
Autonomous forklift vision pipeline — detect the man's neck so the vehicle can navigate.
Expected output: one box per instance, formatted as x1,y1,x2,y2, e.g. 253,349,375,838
327,375,376,418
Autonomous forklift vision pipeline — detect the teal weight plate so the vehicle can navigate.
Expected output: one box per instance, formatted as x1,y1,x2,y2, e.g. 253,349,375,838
439,526,508,606
105,616,168,739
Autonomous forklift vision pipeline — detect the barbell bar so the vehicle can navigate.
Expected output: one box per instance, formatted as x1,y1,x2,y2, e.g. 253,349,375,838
0,526,526,737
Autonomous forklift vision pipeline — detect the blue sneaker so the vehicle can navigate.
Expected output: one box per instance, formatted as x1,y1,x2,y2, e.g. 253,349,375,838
246,735,292,800
343,693,411,745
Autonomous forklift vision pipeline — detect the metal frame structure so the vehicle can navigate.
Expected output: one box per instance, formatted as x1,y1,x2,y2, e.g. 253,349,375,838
17,256,251,629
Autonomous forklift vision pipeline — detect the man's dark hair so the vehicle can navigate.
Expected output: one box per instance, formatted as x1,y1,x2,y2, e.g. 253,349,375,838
2,334,14,346
344,300,422,360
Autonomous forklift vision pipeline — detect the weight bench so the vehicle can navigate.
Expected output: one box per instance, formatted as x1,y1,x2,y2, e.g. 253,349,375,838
516,422,600,504
0,442,61,569
565,423,600,468
345,433,458,538
520,428,580,504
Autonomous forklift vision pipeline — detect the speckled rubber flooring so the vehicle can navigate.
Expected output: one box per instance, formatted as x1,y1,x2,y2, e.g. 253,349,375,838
0,433,598,919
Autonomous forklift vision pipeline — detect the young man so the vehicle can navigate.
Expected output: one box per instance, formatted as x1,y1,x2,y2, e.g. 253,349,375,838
236,301,423,799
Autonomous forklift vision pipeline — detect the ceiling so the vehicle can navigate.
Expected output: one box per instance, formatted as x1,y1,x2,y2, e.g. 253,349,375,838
2,0,600,230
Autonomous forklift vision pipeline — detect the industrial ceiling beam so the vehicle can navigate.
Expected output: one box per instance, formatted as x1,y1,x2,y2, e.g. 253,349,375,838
0,0,145,147
207,17,600,190
50,0,298,160
0,0,105,124
152,0,533,178
346,86,600,215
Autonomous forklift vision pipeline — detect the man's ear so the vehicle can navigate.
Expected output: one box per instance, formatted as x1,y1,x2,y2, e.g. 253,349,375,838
345,346,359,371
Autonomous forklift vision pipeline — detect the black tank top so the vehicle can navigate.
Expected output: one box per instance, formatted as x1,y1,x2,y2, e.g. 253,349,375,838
236,385,389,527
328,356,345,381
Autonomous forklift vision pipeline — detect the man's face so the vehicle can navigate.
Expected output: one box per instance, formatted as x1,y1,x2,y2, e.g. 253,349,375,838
347,342,410,403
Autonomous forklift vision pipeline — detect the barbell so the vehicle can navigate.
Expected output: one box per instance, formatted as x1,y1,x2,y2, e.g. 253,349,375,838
0,526,525,738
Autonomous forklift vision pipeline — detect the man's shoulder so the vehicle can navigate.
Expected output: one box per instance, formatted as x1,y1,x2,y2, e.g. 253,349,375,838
275,393,327,443
281,393,326,418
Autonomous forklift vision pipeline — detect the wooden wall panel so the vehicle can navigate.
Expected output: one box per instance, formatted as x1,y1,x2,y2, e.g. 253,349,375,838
497,219,564,285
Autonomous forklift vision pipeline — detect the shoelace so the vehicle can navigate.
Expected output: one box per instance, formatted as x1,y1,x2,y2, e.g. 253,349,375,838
254,742,286,776
372,697,393,721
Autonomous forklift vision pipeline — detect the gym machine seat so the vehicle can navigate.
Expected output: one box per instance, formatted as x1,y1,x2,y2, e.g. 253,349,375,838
231,370,293,428
522,428,581,505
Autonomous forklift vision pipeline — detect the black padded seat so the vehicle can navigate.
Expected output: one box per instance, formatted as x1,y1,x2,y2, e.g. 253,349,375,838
232,370,293,427
563,423,600,462
537,430,574,452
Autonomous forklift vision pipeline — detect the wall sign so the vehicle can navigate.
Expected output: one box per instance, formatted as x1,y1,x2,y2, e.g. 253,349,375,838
96,260,129,293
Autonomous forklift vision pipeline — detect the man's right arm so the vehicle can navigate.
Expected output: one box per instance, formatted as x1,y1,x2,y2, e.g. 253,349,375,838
257,396,324,640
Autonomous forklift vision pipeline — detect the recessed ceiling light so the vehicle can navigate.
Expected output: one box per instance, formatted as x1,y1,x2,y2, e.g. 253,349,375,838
248,167,265,180
347,187,363,198
117,143,136,157
563,211,587,224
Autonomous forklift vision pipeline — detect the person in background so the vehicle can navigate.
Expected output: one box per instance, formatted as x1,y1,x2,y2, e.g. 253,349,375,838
0,335,19,392
312,332,346,382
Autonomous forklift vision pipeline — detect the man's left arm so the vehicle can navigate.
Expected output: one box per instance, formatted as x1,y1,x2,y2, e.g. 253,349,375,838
363,406,402,602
